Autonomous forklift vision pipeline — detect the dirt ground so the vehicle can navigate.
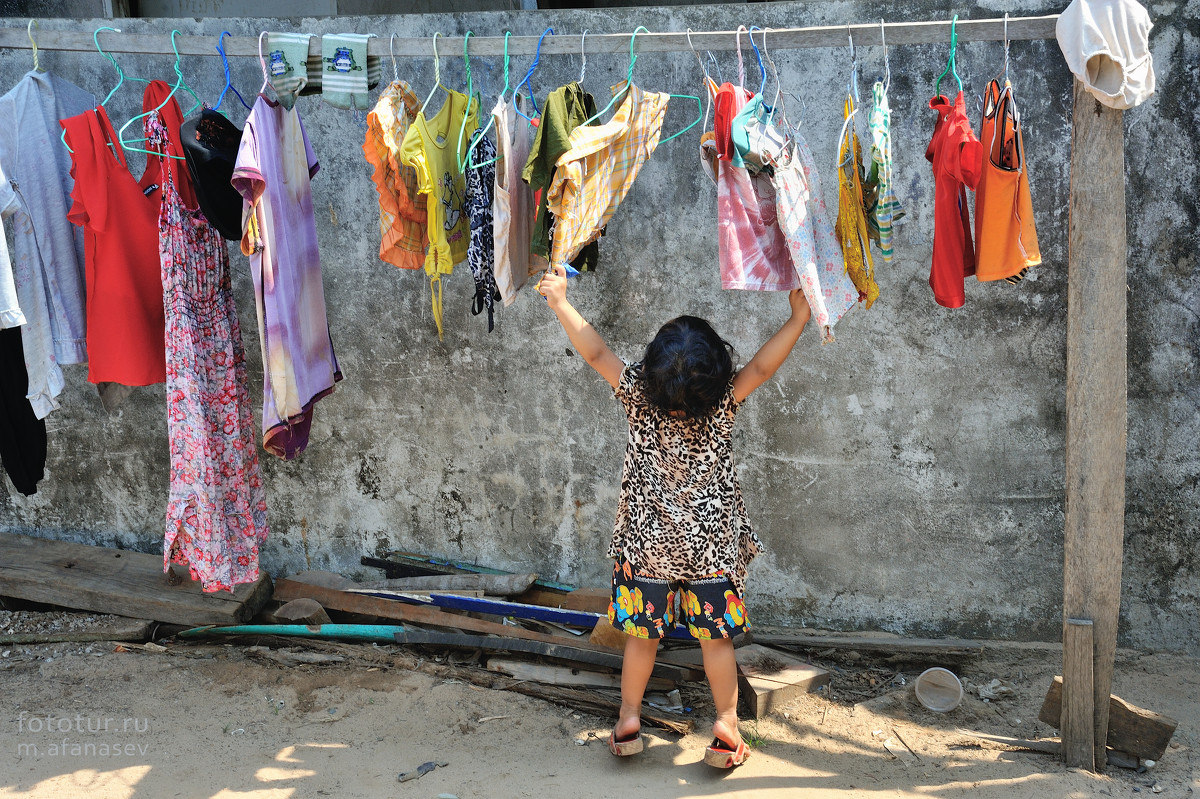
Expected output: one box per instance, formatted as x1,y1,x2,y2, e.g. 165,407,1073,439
1,613,1197,799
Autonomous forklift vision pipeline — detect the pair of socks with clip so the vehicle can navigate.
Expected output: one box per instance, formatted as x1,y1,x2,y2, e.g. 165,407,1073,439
263,32,381,110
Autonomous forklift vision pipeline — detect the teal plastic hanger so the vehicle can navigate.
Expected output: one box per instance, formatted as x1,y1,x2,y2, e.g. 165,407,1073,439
455,31,480,173
117,30,200,160
62,26,148,154
578,26,702,146
465,31,511,171
935,14,964,97
514,27,553,122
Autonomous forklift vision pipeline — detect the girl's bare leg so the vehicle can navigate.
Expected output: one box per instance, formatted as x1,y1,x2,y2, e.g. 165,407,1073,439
616,635,660,739
699,637,742,747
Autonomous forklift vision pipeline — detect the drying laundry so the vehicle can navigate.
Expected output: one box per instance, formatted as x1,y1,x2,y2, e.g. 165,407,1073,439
925,90,983,308
771,130,858,343
974,78,1041,284
0,162,21,330
320,33,373,111
146,108,268,593
400,86,478,338
233,95,342,460
364,80,427,271
0,69,92,418
729,94,788,173
464,134,498,331
492,96,536,306
263,32,312,110
61,81,173,390
0,327,45,496
866,79,905,261
522,82,599,272
834,95,878,308
181,106,245,242
546,84,668,269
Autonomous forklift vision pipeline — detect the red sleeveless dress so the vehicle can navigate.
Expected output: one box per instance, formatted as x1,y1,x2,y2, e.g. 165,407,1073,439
61,82,178,386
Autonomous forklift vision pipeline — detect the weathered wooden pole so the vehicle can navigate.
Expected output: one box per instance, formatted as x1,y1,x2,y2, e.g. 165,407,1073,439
1062,77,1128,771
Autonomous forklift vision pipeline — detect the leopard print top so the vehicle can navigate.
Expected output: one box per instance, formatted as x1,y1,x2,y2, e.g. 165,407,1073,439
608,362,764,595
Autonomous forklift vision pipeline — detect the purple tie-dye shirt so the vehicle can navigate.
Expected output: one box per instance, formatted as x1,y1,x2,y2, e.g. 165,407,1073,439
232,96,341,460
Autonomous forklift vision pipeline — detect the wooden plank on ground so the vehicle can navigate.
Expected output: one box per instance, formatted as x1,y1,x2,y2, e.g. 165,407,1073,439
1038,676,1177,761
391,628,700,682
0,532,272,626
513,587,611,614
735,643,831,719
753,631,984,657
273,578,702,681
486,657,675,692
1062,618,1096,769
357,573,538,596
0,618,153,646
269,599,332,626
1063,75,1129,772
371,551,574,592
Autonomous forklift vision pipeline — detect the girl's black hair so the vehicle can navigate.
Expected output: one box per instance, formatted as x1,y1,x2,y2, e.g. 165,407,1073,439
641,316,735,418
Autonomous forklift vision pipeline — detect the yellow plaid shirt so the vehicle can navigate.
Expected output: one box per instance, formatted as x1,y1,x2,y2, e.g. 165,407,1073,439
546,84,669,267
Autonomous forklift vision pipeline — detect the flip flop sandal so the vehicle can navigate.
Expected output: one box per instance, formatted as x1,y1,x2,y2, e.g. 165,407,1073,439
608,729,644,757
704,737,750,768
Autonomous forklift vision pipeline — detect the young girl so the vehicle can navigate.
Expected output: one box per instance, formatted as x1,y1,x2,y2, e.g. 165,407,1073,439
539,264,811,769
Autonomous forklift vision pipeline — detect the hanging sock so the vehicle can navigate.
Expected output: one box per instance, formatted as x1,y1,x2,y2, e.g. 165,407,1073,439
320,34,374,111
865,80,905,262
264,32,312,109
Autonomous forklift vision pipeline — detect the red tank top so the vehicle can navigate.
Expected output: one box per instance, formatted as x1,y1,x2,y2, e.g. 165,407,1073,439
62,82,189,386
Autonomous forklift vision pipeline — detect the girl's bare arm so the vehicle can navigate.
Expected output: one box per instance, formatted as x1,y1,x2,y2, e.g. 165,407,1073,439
538,264,624,389
732,289,810,403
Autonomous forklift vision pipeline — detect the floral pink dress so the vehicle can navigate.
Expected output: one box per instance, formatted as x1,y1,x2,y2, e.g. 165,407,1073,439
148,112,268,593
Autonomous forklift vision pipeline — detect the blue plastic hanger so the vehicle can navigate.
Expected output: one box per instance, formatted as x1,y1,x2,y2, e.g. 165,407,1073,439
514,27,553,121
747,25,768,98
463,31,511,169
578,26,702,145
935,14,964,97
117,30,201,160
215,31,252,112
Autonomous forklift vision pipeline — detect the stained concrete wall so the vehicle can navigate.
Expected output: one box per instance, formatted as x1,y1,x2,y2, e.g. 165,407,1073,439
0,1,1196,654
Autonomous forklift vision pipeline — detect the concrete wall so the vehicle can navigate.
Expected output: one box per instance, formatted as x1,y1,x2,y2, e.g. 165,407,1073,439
0,1,1196,654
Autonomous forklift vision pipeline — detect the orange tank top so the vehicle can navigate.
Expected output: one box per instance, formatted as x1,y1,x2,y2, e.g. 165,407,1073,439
974,79,1041,282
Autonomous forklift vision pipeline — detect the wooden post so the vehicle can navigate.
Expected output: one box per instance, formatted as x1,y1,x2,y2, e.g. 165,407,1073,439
1062,619,1096,769
1062,77,1128,771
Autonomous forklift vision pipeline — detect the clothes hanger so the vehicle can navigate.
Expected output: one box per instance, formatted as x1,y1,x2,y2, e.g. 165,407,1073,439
214,31,252,112
465,31,510,171
746,25,768,98
685,28,711,83
62,26,146,154
257,30,271,95
990,12,1012,87
879,19,892,93
837,25,861,168
579,29,589,85
388,33,400,84
578,26,702,145
734,25,749,91
418,32,450,116
27,19,42,73
514,27,553,122
455,31,479,172
706,51,723,84
935,14,964,97
754,27,787,128
117,30,198,160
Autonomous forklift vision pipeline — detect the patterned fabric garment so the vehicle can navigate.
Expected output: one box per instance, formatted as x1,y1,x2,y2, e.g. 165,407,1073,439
609,362,763,596
146,112,268,594
771,131,858,344
492,97,536,306
702,131,798,292
866,80,905,262
546,84,668,268
233,96,342,460
363,80,427,271
835,95,878,309
608,557,751,641
729,94,789,173
464,135,498,331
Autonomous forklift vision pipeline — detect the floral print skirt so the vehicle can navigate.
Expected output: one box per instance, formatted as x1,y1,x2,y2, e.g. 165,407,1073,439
608,557,750,641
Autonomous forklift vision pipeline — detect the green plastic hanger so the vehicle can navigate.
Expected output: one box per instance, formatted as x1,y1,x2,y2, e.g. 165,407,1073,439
117,30,201,160
465,31,511,171
935,14,964,97
578,26,702,146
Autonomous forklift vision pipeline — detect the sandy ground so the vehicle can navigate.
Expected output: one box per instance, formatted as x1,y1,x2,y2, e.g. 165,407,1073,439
0,623,1197,799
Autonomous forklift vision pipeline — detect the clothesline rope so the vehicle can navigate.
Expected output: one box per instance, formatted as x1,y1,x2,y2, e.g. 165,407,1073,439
0,15,1058,59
